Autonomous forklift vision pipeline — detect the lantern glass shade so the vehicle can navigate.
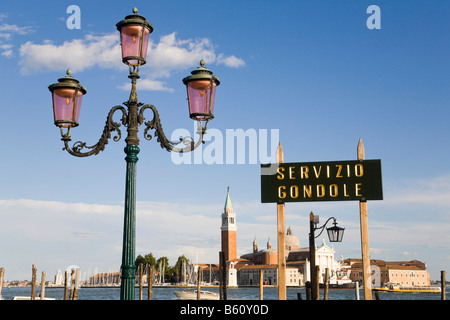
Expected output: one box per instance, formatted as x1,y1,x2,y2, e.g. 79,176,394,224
183,60,220,121
326,224,345,242
119,25,150,66
52,88,84,128
187,80,217,120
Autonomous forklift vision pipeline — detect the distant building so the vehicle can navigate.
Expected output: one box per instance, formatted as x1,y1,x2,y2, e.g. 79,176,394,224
286,239,342,285
54,269,63,286
238,264,300,287
240,237,278,265
344,259,431,287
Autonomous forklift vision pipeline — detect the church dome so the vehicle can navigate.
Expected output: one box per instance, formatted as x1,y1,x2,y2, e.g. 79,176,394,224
285,226,300,250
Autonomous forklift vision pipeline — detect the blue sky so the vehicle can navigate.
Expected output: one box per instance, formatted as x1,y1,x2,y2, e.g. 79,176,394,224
0,0,449,282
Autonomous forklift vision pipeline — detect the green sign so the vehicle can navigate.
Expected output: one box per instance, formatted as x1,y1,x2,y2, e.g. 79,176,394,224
261,160,383,203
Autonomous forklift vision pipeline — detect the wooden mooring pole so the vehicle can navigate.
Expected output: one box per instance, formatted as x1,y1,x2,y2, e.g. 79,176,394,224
139,263,143,300
219,251,227,300
69,268,76,300
40,271,46,300
31,264,37,300
148,265,153,300
358,138,373,300
442,270,446,300
64,271,69,300
259,269,264,300
324,268,329,300
276,143,286,300
0,268,4,298
197,267,201,300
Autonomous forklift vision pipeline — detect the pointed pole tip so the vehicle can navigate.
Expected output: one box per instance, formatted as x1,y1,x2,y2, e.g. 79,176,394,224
357,137,365,160
276,141,284,163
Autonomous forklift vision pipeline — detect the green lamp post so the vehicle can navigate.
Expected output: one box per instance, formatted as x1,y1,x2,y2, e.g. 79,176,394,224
48,8,220,300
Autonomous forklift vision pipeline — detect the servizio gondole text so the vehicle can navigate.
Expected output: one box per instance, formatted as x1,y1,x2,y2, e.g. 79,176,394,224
260,160,383,203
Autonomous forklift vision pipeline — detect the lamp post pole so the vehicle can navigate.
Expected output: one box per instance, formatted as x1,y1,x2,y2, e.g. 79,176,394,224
120,70,141,300
48,8,220,301
121,145,139,299
120,69,145,299
309,212,318,300
308,212,344,300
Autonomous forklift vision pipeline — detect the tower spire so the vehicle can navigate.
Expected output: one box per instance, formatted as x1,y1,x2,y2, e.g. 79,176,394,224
224,186,233,212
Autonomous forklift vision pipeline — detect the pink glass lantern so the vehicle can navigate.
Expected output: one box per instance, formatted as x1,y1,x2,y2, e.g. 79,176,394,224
183,60,220,121
48,69,86,128
116,8,153,66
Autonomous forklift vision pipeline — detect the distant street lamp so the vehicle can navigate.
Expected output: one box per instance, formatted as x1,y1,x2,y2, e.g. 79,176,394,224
308,212,344,300
48,8,220,300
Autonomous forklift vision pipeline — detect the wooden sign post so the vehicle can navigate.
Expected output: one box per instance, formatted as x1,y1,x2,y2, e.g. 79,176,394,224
260,138,382,300
276,142,287,300
358,138,373,300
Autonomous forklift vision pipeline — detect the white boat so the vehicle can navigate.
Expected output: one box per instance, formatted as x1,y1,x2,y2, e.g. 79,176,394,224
174,289,219,300
11,296,56,300
320,270,355,289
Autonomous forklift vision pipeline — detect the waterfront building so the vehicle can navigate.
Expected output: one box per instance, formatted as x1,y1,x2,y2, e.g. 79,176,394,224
88,272,121,286
344,259,431,287
54,269,63,286
238,264,300,287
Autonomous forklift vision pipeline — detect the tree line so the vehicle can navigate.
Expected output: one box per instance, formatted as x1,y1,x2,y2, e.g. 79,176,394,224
135,253,190,283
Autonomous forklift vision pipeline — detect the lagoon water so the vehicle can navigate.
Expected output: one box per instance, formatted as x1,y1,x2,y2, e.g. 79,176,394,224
1,286,447,300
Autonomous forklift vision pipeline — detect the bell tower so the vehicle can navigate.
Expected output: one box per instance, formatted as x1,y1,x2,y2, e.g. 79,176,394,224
221,187,237,262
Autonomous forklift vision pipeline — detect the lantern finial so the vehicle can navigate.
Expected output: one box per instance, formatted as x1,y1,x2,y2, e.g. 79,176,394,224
133,7,138,14
66,69,72,77
200,59,205,67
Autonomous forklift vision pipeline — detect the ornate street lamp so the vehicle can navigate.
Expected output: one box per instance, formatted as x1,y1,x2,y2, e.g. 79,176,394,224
183,60,220,124
326,220,345,243
48,70,86,134
308,212,344,300
116,7,153,67
48,8,220,300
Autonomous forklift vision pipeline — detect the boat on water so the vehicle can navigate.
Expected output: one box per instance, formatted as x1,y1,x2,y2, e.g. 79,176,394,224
320,271,356,289
173,289,219,300
373,282,441,293
11,296,56,300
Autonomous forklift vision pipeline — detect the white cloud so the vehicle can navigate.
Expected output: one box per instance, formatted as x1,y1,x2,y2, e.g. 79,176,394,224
217,54,246,68
384,174,450,210
0,23,33,35
146,32,218,78
0,43,13,57
117,78,175,93
19,33,121,74
18,31,244,91
0,22,33,58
